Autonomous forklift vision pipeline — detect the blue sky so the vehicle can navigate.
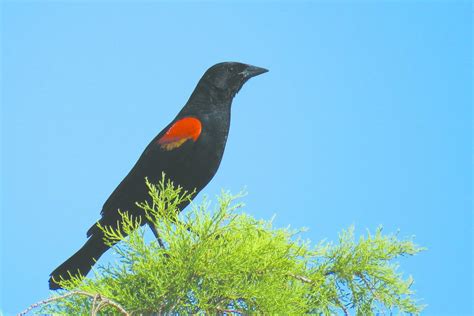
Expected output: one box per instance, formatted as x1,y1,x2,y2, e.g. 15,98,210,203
1,1,472,314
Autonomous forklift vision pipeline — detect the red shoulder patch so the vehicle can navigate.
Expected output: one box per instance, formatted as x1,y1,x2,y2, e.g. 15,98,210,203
158,117,202,151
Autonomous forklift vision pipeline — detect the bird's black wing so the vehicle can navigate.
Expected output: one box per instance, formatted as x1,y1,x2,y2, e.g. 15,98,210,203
86,115,201,237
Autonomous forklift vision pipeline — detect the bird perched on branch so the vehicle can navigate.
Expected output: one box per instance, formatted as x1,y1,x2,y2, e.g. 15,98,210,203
49,62,268,289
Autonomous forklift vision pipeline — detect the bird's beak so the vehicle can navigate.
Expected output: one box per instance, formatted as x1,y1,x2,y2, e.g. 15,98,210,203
240,65,269,79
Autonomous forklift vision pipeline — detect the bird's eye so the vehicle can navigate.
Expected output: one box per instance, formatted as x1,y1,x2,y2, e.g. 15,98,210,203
228,67,234,73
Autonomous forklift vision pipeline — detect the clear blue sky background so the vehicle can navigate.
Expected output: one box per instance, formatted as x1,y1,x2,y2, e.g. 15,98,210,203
1,1,472,315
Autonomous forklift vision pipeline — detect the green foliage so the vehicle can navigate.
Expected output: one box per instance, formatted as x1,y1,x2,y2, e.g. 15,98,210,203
41,176,424,315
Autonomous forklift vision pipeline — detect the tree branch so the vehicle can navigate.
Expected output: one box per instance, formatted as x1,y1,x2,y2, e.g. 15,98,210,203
335,297,350,316
216,307,244,315
287,272,314,284
18,290,129,316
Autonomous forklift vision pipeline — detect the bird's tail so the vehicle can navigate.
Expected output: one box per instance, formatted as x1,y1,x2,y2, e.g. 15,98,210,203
49,234,108,290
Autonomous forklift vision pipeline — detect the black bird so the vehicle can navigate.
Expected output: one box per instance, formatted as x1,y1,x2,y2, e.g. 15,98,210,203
49,62,268,290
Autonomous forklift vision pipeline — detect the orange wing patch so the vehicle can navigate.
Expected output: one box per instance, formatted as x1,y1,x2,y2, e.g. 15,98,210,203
158,117,202,151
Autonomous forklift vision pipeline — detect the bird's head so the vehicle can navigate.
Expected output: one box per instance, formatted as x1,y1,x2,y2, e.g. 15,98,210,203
202,62,268,99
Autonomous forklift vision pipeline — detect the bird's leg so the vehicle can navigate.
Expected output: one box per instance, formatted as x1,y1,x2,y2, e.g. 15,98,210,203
149,223,166,249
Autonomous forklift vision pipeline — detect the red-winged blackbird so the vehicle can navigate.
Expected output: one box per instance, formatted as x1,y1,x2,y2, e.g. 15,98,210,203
49,62,268,289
